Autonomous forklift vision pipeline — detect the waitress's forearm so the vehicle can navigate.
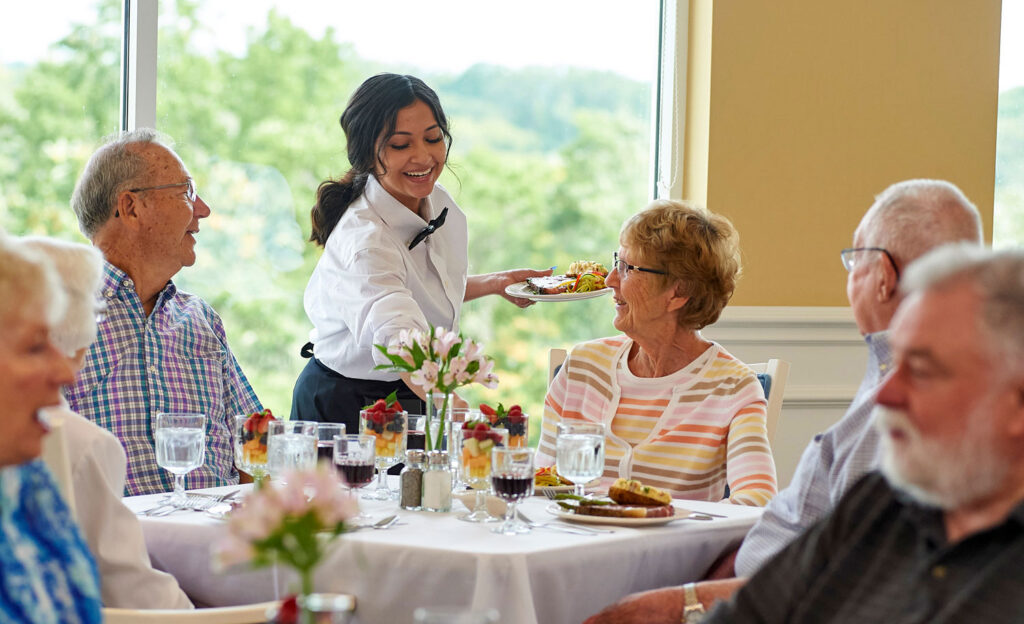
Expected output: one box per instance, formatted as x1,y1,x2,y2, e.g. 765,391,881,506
464,274,499,301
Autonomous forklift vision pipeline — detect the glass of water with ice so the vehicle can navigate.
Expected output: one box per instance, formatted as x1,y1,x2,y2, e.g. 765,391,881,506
267,420,317,484
154,412,207,508
556,421,606,497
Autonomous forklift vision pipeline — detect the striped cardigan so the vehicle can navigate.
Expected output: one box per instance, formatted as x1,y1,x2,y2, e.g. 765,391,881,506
537,336,777,506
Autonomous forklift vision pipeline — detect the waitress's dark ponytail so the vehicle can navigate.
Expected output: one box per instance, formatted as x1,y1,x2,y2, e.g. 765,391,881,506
308,73,452,247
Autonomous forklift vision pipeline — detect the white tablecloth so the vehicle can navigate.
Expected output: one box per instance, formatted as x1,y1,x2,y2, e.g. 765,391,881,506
124,481,761,624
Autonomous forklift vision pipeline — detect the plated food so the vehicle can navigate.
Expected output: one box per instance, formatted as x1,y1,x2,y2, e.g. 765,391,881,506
526,261,608,295
535,466,574,488
553,478,676,521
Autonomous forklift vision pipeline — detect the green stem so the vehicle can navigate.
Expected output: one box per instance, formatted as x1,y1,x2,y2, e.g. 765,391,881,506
433,393,450,451
300,567,314,624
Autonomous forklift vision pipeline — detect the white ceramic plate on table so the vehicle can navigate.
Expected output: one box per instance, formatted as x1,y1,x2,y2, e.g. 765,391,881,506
545,503,688,527
504,281,612,302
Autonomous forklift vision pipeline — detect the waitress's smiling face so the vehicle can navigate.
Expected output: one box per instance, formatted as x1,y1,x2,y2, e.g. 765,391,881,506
375,99,447,214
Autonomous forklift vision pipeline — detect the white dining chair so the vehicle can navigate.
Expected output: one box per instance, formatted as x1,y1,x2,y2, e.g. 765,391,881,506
102,601,283,624
548,348,567,384
748,358,791,448
40,415,77,520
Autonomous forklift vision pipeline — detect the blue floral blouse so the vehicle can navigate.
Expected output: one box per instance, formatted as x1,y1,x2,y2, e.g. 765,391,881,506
0,460,102,623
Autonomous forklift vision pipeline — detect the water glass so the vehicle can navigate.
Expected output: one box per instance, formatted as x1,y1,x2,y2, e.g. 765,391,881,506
316,423,346,465
266,420,317,484
556,421,605,497
359,407,408,500
455,425,508,523
154,412,206,508
491,447,535,535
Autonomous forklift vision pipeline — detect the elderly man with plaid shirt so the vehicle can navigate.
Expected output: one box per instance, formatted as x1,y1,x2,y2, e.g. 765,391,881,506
66,129,261,496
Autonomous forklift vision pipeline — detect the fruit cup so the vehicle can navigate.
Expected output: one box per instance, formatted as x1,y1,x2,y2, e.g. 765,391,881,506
233,410,276,483
359,398,408,501
455,422,508,523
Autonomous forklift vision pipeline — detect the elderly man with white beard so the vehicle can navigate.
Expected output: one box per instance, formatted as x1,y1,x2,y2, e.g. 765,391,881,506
699,243,1024,624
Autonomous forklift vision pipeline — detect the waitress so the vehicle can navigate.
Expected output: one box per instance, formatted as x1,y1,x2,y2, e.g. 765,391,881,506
292,73,548,433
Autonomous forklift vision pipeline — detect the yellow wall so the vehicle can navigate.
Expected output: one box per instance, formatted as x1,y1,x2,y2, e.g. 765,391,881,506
684,0,1002,306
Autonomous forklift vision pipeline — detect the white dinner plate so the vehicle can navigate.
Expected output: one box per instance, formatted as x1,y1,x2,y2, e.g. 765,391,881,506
504,281,612,302
545,503,688,527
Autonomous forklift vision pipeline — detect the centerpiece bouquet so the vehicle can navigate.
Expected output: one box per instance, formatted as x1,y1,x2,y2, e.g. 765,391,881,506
374,325,499,450
215,464,359,622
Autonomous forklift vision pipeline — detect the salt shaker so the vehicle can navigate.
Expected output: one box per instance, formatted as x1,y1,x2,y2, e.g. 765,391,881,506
421,451,452,512
400,449,426,510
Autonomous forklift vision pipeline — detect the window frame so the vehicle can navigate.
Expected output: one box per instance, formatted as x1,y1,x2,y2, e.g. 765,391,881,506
120,0,686,201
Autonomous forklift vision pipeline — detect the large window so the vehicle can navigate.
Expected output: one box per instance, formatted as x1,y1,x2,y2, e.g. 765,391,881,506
995,2,1024,247
1,0,661,441
0,1,121,237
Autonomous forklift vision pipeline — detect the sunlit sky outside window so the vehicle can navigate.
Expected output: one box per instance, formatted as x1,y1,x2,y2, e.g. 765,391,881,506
0,1,658,82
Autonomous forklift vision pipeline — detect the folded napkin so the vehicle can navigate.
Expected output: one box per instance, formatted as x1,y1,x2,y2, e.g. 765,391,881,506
453,490,507,517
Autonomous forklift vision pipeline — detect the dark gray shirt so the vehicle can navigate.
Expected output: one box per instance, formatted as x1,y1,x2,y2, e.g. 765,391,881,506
708,472,1024,623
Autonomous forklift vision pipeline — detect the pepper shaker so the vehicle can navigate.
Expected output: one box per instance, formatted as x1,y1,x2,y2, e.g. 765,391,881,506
400,449,426,510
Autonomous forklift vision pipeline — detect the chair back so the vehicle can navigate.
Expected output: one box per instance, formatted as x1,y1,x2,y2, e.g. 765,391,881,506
748,359,790,448
548,348,567,384
40,415,76,520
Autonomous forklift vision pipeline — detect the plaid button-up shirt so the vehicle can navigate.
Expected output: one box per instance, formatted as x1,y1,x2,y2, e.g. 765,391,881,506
66,262,262,496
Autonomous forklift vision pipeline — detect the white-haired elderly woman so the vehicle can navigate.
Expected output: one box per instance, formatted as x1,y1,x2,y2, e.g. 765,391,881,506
538,200,777,506
0,234,101,623
22,236,192,609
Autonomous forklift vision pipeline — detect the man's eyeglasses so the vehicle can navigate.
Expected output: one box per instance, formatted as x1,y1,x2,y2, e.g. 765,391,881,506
128,179,197,203
839,247,900,281
612,251,668,276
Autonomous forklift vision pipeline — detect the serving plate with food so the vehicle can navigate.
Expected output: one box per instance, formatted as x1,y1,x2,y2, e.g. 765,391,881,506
547,478,691,526
533,466,599,495
505,260,611,302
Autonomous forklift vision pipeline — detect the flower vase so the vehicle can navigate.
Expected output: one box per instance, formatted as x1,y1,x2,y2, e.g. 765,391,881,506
425,392,452,451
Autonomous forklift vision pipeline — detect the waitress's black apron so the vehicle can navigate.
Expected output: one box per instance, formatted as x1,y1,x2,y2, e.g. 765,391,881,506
290,344,425,438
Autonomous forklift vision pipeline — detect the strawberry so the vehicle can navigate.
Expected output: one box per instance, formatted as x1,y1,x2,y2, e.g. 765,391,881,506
479,404,496,417
276,594,299,624
473,422,489,441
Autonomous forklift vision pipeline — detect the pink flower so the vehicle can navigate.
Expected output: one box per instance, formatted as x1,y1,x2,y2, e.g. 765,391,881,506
411,360,440,391
433,328,460,359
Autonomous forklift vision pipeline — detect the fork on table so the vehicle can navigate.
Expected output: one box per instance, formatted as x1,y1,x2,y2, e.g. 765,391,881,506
143,490,237,517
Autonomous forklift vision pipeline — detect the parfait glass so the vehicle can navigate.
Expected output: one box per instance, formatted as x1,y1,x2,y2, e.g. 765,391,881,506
266,420,317,485
556,421,605,497
490,447,535,535
334,434,375,523
154,412,206,508
456,425,508,523
360,407,408,500
447,407,482,488
232,413,270,484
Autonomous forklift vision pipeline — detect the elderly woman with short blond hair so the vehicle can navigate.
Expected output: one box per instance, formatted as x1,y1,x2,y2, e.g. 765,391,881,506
0,234,102,623
537,200,777,505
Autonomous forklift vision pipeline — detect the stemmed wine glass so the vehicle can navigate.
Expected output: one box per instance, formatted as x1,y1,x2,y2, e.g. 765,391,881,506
556,421,605,497
360,407,407,500
490,447,535,535
334,434,375,522
456,425,508,523
154,412,206,508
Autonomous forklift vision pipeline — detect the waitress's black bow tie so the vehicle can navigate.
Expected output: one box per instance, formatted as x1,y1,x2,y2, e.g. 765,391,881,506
408,207,448,250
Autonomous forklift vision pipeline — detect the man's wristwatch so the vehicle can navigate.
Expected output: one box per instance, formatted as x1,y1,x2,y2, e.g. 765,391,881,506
682,583,706,623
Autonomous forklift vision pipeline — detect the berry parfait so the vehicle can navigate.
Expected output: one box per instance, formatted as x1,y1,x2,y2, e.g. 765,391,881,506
455,421,508,523
359,391,408,501
233,409,276,484
480,403,528,448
